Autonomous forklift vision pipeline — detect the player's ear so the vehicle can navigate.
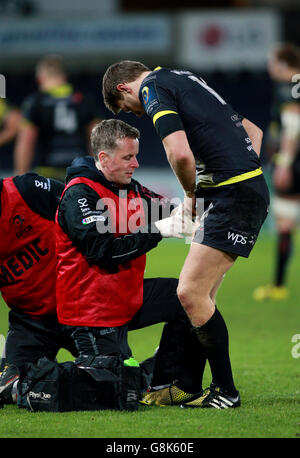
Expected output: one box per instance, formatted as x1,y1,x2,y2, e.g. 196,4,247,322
116,83,131,94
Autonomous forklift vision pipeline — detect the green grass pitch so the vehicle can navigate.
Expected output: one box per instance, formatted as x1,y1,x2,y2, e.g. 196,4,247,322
0,233,300,438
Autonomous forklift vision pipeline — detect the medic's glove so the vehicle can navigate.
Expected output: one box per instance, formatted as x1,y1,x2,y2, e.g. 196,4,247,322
154,212,195,239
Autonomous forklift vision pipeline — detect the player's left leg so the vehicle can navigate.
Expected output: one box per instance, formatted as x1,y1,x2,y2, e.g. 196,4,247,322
177,242,240,408
182,175,269,408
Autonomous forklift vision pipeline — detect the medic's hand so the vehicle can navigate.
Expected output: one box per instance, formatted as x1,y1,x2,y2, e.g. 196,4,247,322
154,212,195,238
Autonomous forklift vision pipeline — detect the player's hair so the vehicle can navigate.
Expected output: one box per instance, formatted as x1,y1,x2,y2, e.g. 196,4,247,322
102,60,150,114
90,119,140,162
36,54,66,77
274,43,300,70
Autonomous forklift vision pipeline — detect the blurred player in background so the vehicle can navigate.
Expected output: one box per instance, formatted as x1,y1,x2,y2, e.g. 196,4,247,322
103,61,270,409
56,119,207,407
14,54,102,181
0,172,78,407
253,43,300,301
0,97,20,173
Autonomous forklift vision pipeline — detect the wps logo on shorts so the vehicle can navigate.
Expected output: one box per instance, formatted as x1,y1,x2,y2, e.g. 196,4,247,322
227,231,247,245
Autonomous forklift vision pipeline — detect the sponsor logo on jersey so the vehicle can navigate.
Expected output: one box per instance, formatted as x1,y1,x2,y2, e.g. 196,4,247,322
141,81,160,116
34,178,51,191
142,86,149,104
82,215,106,225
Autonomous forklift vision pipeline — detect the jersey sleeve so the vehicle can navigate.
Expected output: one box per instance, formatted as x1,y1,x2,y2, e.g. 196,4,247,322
13,173,64,221
139,77,184,140
20,94,39,126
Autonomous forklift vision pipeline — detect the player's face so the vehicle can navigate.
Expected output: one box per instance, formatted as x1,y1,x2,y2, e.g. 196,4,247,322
267,54,287,81
117,93,144,117
101,137,139,186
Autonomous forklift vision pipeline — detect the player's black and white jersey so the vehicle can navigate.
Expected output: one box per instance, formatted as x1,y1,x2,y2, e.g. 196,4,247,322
270,81,300,155
139,67,261,186
21,84,101,168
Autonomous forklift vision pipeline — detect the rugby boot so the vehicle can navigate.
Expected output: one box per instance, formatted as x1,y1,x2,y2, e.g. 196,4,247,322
253,284,288,301
140,382,202,406
181,384,240,409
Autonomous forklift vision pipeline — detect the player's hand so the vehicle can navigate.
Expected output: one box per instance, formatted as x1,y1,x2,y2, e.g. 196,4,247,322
154,212,195,238
273,165,293,191
171,193,196,220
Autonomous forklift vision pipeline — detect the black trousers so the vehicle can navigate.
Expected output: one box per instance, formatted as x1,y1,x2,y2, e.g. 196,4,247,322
63,278,206,391
1,309,78,371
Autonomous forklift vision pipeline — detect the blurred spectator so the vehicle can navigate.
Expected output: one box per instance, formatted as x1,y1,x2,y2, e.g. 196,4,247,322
253,43,300,301
14,54,102,181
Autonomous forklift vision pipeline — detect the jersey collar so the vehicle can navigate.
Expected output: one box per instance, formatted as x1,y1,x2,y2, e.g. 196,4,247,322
43,83,73,98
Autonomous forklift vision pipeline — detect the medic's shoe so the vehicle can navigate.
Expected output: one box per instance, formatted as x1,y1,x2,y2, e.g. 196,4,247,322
140,382,201,406
253,284,288,301
181,385,240,409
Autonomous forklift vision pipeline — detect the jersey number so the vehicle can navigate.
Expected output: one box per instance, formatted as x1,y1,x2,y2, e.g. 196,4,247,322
188,75,226,105
54,102,78,134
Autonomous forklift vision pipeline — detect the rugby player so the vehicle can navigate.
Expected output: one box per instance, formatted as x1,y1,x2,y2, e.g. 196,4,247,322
14,54,101,181
254,43,300,301
102,62,270,408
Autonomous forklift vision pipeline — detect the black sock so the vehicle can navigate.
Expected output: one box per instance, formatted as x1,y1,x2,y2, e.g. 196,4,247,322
275,231,292,286
151,317,206,395
176,326,207,394
193,307,238,397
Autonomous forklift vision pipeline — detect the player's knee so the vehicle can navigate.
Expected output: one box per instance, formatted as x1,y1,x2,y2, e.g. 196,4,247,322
176,283,188,306
177,282,197,315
